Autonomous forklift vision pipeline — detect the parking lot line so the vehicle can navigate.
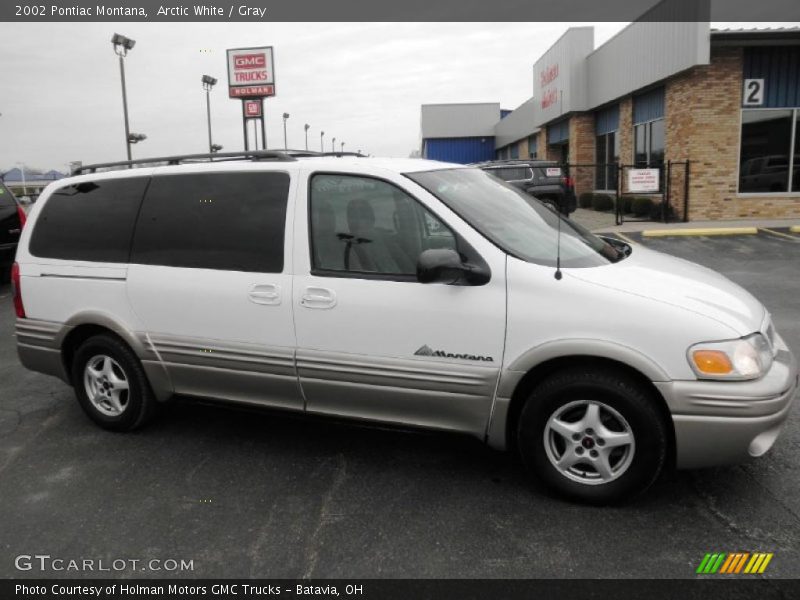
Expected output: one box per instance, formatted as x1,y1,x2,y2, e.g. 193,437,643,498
642,227,758,238
759,228,800,241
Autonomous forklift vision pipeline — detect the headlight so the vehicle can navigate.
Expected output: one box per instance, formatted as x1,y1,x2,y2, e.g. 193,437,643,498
688,333,773,380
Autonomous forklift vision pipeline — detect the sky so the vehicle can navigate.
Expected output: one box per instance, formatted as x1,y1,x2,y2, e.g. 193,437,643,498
0,21,795,172
0,21,633,171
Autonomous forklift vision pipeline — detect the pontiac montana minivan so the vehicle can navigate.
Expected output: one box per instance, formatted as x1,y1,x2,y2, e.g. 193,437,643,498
12,151,798,503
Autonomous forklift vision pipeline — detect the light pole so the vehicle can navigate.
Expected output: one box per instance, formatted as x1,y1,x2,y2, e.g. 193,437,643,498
332,137,336,152
282,113,290,150
111,33,136,161
320,131,325,152
15,162,27,197
304,124,310,151
201,75,217,153
340,141,345,153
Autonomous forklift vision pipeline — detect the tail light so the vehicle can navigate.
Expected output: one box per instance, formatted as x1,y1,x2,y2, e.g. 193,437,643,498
12,262,25,318
561,176,575,189
16,204,27,228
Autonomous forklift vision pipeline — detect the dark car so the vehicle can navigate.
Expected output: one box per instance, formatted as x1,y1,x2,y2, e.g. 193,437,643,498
0,181,26,282
474,160,577,215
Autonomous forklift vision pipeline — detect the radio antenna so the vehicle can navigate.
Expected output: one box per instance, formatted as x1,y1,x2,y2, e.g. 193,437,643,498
554,209,563,281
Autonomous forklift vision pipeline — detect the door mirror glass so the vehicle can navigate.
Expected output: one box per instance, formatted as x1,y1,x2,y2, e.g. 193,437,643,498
416,248,489,286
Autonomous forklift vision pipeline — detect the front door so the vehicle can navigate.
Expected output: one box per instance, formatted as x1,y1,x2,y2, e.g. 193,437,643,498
292,169,507,436
126,169,302,410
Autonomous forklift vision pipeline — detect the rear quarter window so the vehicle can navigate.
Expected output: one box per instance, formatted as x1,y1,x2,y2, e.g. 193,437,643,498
29,178,149,262
488,167,533,181
130,171,290,273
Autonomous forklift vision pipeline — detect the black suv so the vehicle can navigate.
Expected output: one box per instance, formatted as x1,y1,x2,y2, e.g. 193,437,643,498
474,160,577,215
0,181,25,282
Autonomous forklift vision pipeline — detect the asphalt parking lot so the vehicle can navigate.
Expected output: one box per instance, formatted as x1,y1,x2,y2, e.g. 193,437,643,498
1,229,799,580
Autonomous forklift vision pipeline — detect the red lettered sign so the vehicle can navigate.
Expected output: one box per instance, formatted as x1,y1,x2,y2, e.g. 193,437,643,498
230,85,275,98
234,54,266,70
227,47,275,98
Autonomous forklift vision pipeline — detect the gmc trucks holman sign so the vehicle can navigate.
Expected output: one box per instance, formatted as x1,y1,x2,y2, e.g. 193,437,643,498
226,46,275,98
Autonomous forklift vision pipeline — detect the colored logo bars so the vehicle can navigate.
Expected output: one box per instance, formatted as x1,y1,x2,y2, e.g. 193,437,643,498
696,552,774,574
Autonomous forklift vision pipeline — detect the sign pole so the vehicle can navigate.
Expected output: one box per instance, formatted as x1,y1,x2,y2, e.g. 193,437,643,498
260,99,267,150
228,46,275,152
241,100,249,151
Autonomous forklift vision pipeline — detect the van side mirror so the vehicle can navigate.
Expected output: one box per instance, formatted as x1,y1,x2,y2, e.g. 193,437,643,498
416,248,490,286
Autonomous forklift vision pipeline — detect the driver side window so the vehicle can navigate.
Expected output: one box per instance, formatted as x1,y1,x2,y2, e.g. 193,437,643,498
309,174,456,277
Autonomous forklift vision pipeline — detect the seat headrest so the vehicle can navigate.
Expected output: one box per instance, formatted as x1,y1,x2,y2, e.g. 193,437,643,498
347,198,375,236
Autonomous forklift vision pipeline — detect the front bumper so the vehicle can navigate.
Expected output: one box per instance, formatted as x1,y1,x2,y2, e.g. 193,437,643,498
656,348,798,469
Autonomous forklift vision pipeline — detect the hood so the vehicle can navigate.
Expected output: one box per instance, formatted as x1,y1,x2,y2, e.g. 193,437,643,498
568,245,765,336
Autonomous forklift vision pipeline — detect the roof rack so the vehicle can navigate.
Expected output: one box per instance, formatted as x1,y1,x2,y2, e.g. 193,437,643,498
318,152,366,158
72,150,297,175
72,149,368,175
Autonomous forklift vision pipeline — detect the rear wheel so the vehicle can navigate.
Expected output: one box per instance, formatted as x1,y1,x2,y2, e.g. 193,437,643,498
71,334,157,431
517,368,667,504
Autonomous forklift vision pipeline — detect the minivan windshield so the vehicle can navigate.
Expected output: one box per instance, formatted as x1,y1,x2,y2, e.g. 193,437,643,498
407,168,625,268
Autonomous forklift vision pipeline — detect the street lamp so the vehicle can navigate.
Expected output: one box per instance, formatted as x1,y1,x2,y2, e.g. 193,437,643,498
128,133,147,145
210,144,223,153
282,112,290,150
320,131,325,152
304,124,310,151
332,137,336,152
15,162,27,197
111,33,136,161
340,141,345,153
201,75,217,153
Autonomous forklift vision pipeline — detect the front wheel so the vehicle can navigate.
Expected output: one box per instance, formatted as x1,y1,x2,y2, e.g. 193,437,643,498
517,368,668,504
71,334,158,431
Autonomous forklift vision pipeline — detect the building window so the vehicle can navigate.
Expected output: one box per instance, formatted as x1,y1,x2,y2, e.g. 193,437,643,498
595,131,619,190
528,134,538,158
634,119,665,168
510,143,519,159
738,109,797,194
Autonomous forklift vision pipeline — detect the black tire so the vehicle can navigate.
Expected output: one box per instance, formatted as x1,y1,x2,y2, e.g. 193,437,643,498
71,333,158,431
517,367,668,504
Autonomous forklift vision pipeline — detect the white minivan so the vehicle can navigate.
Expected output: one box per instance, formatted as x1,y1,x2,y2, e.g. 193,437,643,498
12,151,798,503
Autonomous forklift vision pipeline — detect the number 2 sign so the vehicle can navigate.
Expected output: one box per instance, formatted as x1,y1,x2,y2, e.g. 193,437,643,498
743,79,764,106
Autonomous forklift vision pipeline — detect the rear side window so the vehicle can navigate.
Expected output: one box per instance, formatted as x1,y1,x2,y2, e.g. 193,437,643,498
29,178,148,262
0,183,16,207
131,172,289,273
489,167,532,181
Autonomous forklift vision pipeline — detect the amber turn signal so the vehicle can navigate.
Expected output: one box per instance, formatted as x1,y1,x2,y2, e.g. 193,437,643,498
692,350,734,375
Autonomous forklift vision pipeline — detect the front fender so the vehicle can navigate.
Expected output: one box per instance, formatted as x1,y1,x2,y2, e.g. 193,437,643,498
485,339,671,451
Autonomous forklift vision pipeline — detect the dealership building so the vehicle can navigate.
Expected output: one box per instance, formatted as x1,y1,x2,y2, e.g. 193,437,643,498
420,19,800,221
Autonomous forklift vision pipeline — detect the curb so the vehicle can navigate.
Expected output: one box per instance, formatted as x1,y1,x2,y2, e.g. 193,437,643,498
641,227,758,238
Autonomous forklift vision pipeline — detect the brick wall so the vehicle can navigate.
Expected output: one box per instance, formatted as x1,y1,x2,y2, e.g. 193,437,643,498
516,137,529,160
618,98,634,194
667,46,800,220
568,113,596,198
539,127,553,161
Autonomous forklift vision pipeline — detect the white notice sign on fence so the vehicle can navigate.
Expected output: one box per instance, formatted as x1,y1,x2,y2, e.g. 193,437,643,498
627,168,660,193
